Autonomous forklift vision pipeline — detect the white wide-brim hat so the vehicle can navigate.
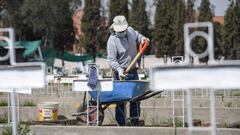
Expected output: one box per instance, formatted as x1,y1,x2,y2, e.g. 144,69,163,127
112,15,128,32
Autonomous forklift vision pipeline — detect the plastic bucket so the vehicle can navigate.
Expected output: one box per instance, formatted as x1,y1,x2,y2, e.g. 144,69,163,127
37,102,59,121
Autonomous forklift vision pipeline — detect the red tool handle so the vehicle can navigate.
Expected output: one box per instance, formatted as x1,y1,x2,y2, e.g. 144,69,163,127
139,39,149,54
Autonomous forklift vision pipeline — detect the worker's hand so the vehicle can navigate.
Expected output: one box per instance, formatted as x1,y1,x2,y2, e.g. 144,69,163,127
117,67,126,80
141,37,149,44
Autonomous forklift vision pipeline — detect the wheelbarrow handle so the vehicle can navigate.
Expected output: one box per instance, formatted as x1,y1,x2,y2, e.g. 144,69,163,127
124,39,149,74
132,91,163,102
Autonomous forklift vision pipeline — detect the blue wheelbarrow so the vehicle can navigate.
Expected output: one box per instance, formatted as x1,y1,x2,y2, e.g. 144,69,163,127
73,80,162,126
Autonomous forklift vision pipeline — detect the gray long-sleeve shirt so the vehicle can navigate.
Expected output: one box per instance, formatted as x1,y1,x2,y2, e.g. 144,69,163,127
107,26,144,70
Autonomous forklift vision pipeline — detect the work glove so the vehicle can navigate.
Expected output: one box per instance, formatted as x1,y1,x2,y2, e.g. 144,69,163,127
117,67,126,80
141,37,150,44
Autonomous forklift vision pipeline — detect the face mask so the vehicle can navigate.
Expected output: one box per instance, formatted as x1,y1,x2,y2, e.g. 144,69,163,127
116,31,127,38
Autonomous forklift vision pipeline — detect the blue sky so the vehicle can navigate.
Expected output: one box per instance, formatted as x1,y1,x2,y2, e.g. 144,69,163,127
145,0,231,24
195,0,230,16
98,0,231,16
97,0,231,24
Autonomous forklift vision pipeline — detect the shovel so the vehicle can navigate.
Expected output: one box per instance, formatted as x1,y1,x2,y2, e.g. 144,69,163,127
124,39,149,74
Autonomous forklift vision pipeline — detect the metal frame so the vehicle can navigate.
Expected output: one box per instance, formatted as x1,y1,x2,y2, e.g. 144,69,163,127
87,64,99,125
0,28,46,89
171,56,184,64
0,28,46,135
150,22,240,135
184,22,215,64
72,63,113,126
171,56,185,128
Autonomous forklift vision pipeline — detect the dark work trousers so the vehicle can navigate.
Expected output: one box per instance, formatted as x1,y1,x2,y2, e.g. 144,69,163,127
114,69,140,126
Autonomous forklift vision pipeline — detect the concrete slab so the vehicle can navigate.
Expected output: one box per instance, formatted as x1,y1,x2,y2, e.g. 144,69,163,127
0,107,239,126
0,125,239,135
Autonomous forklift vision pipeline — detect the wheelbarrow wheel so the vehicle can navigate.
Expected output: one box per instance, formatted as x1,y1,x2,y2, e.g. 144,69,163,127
76,100,104,126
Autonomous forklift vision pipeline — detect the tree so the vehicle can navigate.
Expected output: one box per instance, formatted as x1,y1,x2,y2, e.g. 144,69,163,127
195,0,214,62
153,0,176,57
223,2,240,59
0,0,25,38
129,0,148,36
198,0,213,22
109,0,128,26
96,17,109,57
22,0,74,52
213,22,224,59
69,0,82,11
172,0,185,56
129,0,150,53
81,0,101,61
1,0,75,51
185,0,196,22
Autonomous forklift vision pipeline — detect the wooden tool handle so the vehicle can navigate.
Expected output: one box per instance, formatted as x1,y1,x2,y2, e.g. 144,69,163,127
125,39,149,74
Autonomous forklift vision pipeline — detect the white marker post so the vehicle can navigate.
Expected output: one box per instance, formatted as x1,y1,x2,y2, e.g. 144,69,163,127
0,28,46,135
73,64,113,126
150,22,240,135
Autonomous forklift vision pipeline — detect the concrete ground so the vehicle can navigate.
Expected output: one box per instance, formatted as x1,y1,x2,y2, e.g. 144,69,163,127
0,91,240,126
0,106,240,126
0,125,240,135
0,90,240,135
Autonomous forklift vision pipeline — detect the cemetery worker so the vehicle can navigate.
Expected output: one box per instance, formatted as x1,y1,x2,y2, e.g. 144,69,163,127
107,15,149,126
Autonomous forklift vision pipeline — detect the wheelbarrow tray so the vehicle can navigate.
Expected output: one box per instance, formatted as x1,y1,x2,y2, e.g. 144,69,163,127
89,80,148,104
